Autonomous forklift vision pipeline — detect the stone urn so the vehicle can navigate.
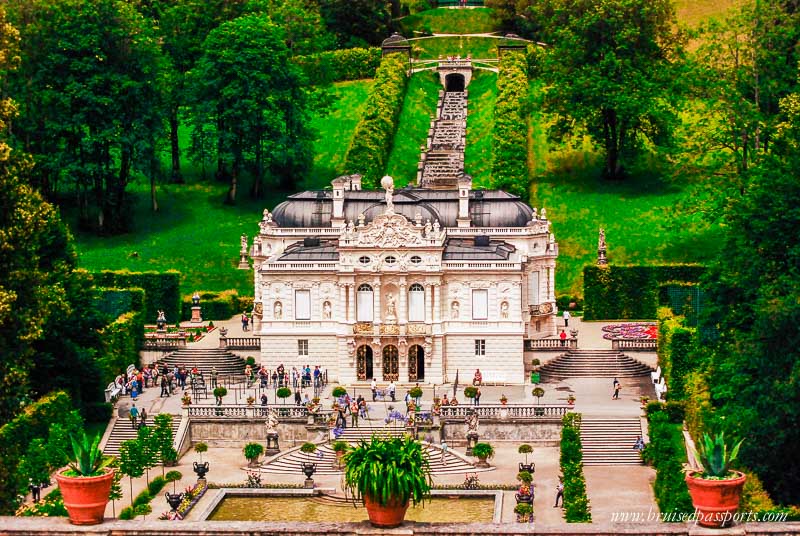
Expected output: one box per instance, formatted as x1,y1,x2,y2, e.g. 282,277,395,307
193,461,209,480
165,492,184,512
301,462,316,489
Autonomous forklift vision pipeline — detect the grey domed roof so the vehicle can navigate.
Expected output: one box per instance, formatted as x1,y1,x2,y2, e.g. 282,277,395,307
382,32,409,47
270,187,534,228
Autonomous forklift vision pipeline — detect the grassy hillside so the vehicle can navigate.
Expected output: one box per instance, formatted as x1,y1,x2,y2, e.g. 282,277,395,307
385,71,441,186
674,0,745,27
463,70,497,187
396,7,499,35
411,36,521,59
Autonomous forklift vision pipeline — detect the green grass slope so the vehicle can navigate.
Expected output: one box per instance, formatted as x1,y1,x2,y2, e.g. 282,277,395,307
396,7,499,35
385,70,441,186
411,36,520,59
464,70,497,187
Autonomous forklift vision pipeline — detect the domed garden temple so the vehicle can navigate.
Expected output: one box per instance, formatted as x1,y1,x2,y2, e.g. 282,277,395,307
249,174,558,384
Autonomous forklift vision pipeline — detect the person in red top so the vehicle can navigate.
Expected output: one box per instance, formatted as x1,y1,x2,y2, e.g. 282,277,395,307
559,329,567,347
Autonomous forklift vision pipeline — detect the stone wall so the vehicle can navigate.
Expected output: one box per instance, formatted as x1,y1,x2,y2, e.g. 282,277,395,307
5,518,800,535
186,419,324,449
443,419,562,446
260,335,338,380
444,334,524,384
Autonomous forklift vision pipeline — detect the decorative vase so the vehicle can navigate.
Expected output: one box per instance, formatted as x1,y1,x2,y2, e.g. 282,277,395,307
55,468,114,525
301,462,316,489
685,471,746,528
165,492,184,511
475,456,490,468
364,495,410,528
519,462,535,473
193,461,210,480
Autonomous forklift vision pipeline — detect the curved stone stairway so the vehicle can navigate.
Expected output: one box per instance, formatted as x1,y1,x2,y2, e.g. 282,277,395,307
539,348,653,381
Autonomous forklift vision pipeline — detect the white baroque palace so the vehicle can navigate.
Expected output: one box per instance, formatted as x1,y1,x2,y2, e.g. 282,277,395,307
249,175,557,384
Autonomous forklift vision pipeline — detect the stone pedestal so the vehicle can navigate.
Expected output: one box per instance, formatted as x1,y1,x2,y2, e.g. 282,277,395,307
265,432,280,456
466,431,479,456
191,306,203,324
238,254,250,270
597,247,608,266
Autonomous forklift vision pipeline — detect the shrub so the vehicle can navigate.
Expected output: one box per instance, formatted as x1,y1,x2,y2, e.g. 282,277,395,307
98,311,143,384
491,51,529,200
583,265,705,320
409,386,423,399
245,356,256,366
294,47,382,84
657,308,697,400
276,387,292,402
180,290,247,321
300,442,317,454
88,270,181,322
213,387,228,400
472,443,494,460
165,470,182,482
243,442,264,461
119,506,135,520
646,401,664,416
517,470,533,484
560,412,591,522
514,502,533,516
331,440,349,453
463,386,478,399
343,54,409,188
95,287,145,321
132,489,152,507
665,401,686,424
647,411,693,517
147,476,167,497
331,386,348,398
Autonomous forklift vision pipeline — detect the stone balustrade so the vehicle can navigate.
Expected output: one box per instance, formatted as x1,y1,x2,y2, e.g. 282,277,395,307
612,338,657,351
187,404,333,421
142,337,186,350
223,337,261,350
525,338,577,350
439,404,570,421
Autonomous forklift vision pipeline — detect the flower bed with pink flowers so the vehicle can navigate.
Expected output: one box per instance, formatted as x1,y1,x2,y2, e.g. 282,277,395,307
602,323,658,340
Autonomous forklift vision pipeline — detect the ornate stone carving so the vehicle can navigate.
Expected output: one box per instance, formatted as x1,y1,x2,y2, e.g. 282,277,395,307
500,301,509,319
273,301,283,319
354,323,373,335
353,213,426,248
451,301,460,319
380,324,400,335
322,301,332,319
385,293,397,323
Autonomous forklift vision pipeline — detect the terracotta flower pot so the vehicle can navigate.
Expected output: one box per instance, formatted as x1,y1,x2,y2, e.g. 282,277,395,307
685,470,746,528
55,468,114,525
364,495,410,528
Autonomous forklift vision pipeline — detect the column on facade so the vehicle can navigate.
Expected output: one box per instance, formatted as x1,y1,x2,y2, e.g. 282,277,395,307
432,282,441,324
373,282,382,324
425,284,433,324
338,283,347,322
399,278,407,324
311,283,319,320
489,283,498,321
347,284,355,322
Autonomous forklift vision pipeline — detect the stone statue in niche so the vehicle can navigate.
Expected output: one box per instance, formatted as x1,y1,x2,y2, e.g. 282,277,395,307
451,301,460,320
323,301,332,319
385,293,397,323
274,301,283,319
500,301,509,319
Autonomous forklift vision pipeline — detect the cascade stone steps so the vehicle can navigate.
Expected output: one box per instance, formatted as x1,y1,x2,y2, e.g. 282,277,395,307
157,348,247,377
102,415,182,457
259,441,481,476
579,417,644,466
539,349,653,381
419,88,468,188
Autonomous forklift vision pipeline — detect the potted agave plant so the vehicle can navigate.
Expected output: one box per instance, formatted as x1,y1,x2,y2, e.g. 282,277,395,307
685,433,746,528
55,432,115,525
344,436,431,528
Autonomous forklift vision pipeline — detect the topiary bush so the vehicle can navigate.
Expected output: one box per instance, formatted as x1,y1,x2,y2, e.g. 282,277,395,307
646,411,693,518
472,443,494,460
463,386,478,399
560,412,591,522
332,386,347,398
243,442,264,462
276,387,292,403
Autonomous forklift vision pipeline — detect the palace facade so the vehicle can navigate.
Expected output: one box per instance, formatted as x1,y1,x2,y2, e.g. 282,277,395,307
249,174,558,384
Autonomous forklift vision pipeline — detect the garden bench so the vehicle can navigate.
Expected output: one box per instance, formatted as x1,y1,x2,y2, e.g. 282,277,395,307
651,365,662,384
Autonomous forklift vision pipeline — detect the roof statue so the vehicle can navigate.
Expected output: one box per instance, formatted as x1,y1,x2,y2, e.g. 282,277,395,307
381,175,395,214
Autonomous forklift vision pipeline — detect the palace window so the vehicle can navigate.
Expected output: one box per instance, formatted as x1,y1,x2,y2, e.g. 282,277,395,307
357,284,374,322
359,255,371,265
475,339,486,356
410,255,422,264
528,271,540,305
298,340,309,356
472,289,488,320
295,290,311,320
384,255,396,264
408,283,425,322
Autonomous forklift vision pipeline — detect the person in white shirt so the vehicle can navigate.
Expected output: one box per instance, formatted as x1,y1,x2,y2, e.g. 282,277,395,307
371,378,377,401
563,309,571,327
388,381,396,402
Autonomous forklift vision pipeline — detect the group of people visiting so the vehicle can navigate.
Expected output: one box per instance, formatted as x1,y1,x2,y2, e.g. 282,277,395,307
244,363,322,389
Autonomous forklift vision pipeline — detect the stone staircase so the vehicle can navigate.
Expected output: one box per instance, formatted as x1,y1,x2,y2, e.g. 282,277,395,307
157,348,247,377
538,349,653,381
579,417,644,466
102,414,182,458
259,438,482,476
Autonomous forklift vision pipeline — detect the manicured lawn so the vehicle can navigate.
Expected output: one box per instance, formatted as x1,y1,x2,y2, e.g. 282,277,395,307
396,7,499,35
307,80,373,188
385,71,441,186
463,70,497,187
410,36,520,59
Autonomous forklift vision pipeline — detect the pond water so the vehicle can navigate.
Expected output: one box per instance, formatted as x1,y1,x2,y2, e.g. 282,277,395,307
208,495,495,523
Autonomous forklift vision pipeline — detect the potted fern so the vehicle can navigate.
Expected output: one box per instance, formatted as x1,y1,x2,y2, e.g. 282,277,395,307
472,442,494,468
685,433,746,528
243,442,264,467
55,432,115,525
344,436,431,528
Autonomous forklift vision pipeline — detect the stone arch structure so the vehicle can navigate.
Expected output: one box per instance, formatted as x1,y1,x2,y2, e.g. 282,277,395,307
445,73,465,92
437,60,473,90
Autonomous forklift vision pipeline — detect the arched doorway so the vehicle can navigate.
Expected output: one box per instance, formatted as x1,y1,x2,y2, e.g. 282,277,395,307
357,345,373,381
408,345,424,381
445,73,465,92
382,345,399,381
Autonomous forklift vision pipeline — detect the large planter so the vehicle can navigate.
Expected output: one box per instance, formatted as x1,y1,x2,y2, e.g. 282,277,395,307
475,456,490,468
685,470,746,528
55,468,114,525
364,495,410,528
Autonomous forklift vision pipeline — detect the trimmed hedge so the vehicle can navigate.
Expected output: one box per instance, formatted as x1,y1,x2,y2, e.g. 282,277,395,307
643,410,693,518
294,47,381,84
99,311,143,383
560,413,591,522
657,308,695,400
95,287,145,321
89,270,181,323
583,265,705,320
343,53,409,188
181,290,253,321
491,51,529,200
0,392,81,514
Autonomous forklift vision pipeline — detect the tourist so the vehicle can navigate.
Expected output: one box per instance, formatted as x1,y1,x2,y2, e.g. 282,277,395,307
313,366,321,386
442,393,449,406
294,390,302,405
304,364,312,386
160,375,170,397
260,393,268,406
137,369,145,392
612,377,620,400
139,407,148,428
563,309,571,327
633,436,645,452
211,366,218,388
129,403,139,430
241,312,248,331
388,380,396,402
271,370,278,388
473,369,482,386
475,388,481,406
371,378,377,401
554,478,564,507
358,396,367,419
350,399,359,427
259,366,268,388
559,329,567,346
291,367,298,388
29,480,41,503
303,393,310,405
